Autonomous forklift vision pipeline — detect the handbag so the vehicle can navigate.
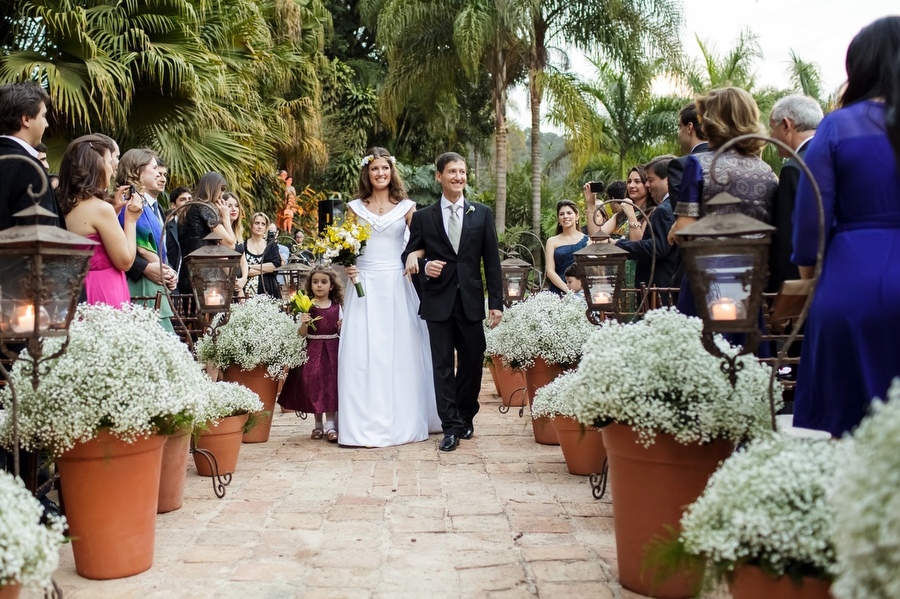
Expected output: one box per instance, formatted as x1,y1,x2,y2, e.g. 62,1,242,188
769,279,814,322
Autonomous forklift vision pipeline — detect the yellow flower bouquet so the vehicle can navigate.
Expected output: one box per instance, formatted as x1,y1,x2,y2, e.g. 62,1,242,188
312,220,371,297
289,290,322,331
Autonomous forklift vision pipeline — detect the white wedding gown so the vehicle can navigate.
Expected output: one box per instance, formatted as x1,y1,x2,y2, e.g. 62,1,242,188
337,199,442,447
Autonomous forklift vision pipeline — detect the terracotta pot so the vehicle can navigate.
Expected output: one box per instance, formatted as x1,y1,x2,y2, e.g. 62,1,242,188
0,583,21,599
56,430,166,580
193,414,249,476
158,427,191,513
523,357,567,445
603,422,732,598
222,365,279,443
729,565,832,599
550,415,607,475
488,356,527,407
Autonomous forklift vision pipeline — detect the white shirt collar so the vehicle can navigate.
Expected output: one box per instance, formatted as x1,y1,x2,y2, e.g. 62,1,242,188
440,195,465,211
796,136,814,154
1,135,39,158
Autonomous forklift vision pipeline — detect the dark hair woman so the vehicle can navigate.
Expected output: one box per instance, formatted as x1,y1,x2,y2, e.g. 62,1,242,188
544,200,588,294
790,16,900,437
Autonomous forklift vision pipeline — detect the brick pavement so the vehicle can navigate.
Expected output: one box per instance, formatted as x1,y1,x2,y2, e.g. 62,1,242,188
32,371,720,599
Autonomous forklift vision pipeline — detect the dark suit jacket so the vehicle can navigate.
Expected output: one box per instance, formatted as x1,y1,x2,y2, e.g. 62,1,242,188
616,197,678,288
165,216,181,273
0,137,62,231
403,200,503,322
767,142,810,292
667,142,710,213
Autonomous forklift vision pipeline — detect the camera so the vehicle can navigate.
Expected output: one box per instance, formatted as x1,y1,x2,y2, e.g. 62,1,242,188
588,181,604,194
266,230,276,242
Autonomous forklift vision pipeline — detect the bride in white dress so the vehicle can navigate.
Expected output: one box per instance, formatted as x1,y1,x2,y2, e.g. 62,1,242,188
338,148,442,447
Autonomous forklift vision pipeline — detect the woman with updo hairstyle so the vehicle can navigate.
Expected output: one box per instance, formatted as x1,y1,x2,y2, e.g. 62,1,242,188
59,134,143,307
174,171,236,293
667,86,777,319
790,16,900,437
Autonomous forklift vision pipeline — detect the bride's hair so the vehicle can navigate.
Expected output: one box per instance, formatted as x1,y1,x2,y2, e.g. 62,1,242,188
357,147,408,204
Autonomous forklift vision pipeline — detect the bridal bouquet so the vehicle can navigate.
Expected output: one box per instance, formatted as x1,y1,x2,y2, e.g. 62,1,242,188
313,220,371,297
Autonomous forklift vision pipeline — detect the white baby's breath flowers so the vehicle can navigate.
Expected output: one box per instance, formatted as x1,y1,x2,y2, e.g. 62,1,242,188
830,378,900,599
0,304,209,456
485,291,594,369
195,381,264,424
568,308,776,446
530,370,580,419
680,435,839,582
196,295,307,380
0,472,66,591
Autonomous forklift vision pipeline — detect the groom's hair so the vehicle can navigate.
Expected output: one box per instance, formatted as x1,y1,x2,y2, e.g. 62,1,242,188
436,152,466,173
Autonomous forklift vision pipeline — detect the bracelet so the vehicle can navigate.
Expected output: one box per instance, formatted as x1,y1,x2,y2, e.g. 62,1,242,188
629,221,642,229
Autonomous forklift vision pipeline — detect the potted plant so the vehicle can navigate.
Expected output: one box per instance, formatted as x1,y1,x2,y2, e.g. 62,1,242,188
192,380,264,476
679,435,838,598
531,370,606,475
196,295,307,443
830,378,900,599
481,353,526,408
0,304,209,580
487,292,595,444
0,472,67,598
567,308,775,598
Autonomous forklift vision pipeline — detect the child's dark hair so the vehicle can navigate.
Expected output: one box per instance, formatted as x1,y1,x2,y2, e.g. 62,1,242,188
605,180,627,200
564,263,581,278
305,266,344,305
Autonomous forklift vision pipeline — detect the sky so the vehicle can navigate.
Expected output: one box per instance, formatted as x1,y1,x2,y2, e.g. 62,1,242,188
509,0,898,128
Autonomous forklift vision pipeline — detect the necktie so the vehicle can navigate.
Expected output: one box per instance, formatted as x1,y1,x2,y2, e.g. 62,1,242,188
448,204,461,253
151,200,164,226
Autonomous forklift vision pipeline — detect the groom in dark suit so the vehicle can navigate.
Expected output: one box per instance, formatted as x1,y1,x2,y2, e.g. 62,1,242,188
403,152,504,452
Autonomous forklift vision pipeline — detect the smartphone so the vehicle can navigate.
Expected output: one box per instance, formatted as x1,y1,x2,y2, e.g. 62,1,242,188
589,181,604,194
123,184,135,201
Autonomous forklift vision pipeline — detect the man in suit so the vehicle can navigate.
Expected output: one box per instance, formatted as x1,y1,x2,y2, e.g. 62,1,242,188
767,94,823,292
0,82,60,231
403,152,504,452
667,102,710,213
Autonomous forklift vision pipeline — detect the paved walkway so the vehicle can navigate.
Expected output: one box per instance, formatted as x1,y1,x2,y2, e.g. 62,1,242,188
35,372,693,599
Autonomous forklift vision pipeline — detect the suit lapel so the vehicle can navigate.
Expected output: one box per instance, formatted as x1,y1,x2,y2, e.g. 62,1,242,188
457,200,474,253
430,201,454,252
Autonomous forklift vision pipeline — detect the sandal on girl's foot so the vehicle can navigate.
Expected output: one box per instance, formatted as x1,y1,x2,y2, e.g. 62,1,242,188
325,429,338,443
311,428,324,440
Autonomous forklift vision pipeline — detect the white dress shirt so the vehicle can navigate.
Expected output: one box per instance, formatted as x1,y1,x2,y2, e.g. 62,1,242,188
440,195,465,237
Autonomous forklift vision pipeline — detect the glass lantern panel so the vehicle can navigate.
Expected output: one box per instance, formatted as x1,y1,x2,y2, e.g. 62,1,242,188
506,274,525,298
192,264,233,308
0,254,84,334
695,253,753,321
582,264,619,305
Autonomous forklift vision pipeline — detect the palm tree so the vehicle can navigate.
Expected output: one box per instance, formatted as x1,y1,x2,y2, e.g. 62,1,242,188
361,0,526,231
518,0,683,237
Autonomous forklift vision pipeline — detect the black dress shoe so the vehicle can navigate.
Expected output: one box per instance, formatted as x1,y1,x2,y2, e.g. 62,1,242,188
460,426,474,440
439,434,459,452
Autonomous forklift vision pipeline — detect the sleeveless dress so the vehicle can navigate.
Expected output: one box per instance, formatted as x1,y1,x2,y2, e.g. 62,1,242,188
337,199,442,447
278,302,340,414
791,100,900,436
83,233,131,308
548,235,588,294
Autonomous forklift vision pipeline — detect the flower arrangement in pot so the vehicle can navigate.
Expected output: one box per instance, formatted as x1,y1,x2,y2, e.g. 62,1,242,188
829,378,900,599
678,435,839,599
192,380,264,476
567,308,775,598
196,295,307,443
0,471,67,598
530,369,606,476
487,291,595,444
0,304,209,581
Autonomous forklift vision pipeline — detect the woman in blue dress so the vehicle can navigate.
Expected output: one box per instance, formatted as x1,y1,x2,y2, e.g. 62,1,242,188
544,200,588,294
791,16,900,437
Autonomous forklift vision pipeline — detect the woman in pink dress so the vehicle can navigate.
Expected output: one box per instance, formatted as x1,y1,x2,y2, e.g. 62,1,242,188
58,134,143,307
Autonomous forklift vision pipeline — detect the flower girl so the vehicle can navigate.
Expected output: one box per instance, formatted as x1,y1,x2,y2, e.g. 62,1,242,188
277,266,343,442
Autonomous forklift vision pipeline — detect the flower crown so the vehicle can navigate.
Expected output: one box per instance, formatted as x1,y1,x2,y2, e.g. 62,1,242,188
360,154,396,168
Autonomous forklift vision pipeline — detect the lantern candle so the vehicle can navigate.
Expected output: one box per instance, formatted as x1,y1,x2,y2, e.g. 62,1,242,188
507,281,521,296
204,289,225,306
591,291,611,305
10,304,49,334
709,297,739,320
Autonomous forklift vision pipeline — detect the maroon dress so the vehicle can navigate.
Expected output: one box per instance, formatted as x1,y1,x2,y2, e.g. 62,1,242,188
278,302,340,414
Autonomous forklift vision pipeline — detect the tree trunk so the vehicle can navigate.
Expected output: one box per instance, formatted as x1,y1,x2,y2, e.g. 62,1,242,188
530,67,542,242
493,47,509,233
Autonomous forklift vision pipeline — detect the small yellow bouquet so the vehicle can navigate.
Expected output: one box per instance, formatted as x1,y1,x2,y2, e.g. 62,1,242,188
312,220,371,297
289,290,322,331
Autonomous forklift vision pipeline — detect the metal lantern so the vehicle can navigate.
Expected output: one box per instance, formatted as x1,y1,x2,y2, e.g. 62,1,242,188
573,233,630,325
276,260,313,303
500,254,532,306
183,233,241,318
674,192,775,383
0,205,96,341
